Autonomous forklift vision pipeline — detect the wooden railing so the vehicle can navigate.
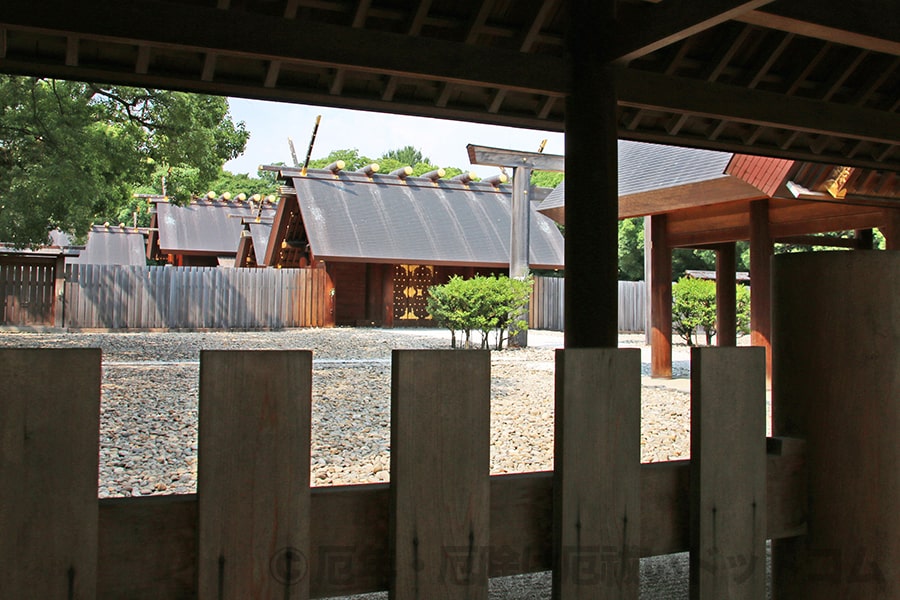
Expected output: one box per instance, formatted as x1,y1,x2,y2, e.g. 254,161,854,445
1,346,805,599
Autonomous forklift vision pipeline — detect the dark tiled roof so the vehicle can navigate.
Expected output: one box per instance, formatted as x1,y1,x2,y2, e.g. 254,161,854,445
288,169,564,269
155,199,277,255
70,226,147,265
538,141,733,212
247,222,272,264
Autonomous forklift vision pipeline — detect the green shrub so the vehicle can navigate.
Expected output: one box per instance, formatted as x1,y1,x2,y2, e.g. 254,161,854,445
426,274,532,350
672,277,752,345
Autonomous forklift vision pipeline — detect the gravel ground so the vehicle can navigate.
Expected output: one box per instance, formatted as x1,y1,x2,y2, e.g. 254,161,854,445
0,327,697,497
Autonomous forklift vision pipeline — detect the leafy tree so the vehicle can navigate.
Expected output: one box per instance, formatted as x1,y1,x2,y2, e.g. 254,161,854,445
381,145,428,166
672,277,717,346
531,171,564,188
0,76,248,245
309,148,373,171
207,169,280,198
427,274,532,350
618,217,644,280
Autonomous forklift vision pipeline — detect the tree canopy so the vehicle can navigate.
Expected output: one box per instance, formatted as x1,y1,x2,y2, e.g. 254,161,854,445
0,76,248,245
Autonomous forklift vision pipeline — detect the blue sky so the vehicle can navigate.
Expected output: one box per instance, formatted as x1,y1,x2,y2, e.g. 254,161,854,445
223,97,564,179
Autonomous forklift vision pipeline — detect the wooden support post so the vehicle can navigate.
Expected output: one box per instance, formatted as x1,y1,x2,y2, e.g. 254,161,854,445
564,0,618,348
749,199,772,380
382,264,394,327
510,165,532,347
690,347,767,599
390,350,491,599
650,214,673,377
884,210,900,250
553,348,641,599
854,228,874,250
53,254,66,327
0,348,101,599
773,252,900,599
197,351,312,600
715,242,737,346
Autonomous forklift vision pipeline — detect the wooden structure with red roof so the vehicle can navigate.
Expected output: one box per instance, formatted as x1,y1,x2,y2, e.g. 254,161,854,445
540,142,900,379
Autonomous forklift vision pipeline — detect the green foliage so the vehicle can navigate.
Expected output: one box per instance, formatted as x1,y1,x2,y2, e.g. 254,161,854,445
0,76,248,245
736,284,751,335
530,171,564,188
381,145,429,166
672,277,751,345
618,217,644,280
207,169,280,198
426,274,532,350
309,148,373,171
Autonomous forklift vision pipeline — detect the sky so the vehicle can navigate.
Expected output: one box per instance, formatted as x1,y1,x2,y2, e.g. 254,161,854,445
223,97,565,179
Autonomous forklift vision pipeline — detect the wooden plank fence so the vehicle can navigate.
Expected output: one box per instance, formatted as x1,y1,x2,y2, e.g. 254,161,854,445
0,261,57,326
0,346,805,599
530,277,647,332
64,264,330,329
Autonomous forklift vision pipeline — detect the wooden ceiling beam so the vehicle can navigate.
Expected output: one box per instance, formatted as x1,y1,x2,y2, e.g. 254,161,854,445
736,1,900,57
616,68,900,146
0,0,569,95
613,0,775,63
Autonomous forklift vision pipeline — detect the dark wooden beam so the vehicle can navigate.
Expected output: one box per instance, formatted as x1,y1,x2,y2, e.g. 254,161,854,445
0,0,569,96
613,0,775,63
737,0,900,57
564,0,618,349
616,68,900,146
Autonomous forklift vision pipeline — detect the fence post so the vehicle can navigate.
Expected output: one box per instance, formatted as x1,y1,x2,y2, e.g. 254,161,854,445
390,350,491,599
690,346,766,599
0,348,101,598
773,252,900,598
197,350,312,599
553,348,641,598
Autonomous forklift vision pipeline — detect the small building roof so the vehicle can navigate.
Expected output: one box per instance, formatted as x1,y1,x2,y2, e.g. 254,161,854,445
69,225,147,265
152,198,277,256
275,168,564,270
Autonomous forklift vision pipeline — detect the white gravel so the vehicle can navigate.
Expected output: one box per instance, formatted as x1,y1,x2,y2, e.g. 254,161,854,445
0,328,697,497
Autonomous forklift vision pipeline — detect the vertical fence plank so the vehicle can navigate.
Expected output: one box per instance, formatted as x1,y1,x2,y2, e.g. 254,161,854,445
390,350,491,600
690,347,766,600
198,350,312,600
553,348,641,599
0,348,101,598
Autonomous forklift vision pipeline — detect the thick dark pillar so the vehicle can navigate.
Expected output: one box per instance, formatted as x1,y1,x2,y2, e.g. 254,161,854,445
715,242,737,346
650,215,672,378
749,200,772,379
564,0,617,349
885,211,900,250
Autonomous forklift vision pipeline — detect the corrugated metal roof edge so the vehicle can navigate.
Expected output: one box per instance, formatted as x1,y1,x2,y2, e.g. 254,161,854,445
312,254,564,270
276,167,511,195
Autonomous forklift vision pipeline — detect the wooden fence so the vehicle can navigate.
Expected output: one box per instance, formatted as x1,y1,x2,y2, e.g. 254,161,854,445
64,264,331,329
530,277,646,332
0,346,805,599
0,260,57,326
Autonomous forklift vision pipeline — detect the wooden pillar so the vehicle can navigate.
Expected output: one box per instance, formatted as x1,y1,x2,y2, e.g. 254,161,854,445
564,0,617,348
690,347,767,599
53,254,66,327
715,243,737,346
382,264,395,327
884,210,900,250
855,228,875,250
390,350,490,599
749,200,772,379
1,348,101,599
554,348,641,599
198,351,312,600
650,214,672,378
510,165,532,347
773,252,900,599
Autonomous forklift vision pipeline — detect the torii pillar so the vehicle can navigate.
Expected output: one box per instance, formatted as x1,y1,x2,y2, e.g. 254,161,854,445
467,144,565,347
